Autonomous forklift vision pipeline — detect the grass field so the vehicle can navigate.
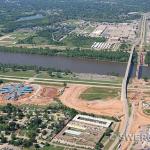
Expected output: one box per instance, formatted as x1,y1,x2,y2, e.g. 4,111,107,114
12,31,36,42
0,70,36,77
24,144,64,150
143,109,150,115
42,145,64,150
63,34,106,48
0,69,122,87
37,72,122,83
80,87,119,101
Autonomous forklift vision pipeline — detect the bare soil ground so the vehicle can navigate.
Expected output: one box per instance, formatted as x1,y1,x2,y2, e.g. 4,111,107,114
40,87,58,98
60,85,123,117
128,79,150,134
121,106,150,150
121,79,150,149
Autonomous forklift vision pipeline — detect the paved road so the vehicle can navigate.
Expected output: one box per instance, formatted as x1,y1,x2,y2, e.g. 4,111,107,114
108,44,136,150
126,13,147,150
109,14,147,150
109,15,146,149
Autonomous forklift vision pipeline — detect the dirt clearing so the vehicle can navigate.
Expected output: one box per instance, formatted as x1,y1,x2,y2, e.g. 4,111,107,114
60,85,123,117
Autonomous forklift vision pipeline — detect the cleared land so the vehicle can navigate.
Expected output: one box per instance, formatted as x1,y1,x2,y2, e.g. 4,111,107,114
60,85,123,117
121,79,150,149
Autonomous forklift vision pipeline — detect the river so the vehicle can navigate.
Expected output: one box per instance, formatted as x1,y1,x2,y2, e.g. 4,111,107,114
0,52,149,77
0,52,127,76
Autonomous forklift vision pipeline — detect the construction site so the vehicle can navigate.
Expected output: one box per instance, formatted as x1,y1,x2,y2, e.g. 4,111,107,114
60,85,123,117
0,14,150,150
0,83,34,101
132,126,150,149
118,13,150,150
0,82,59,105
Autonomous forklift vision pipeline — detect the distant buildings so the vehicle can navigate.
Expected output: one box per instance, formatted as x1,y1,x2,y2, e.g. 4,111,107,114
90,22,138,50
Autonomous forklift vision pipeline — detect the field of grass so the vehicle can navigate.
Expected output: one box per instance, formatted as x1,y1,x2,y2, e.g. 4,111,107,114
36,71,74,79
84,26,95,33
16,32,106,48
32,71,122,85
23,144,65,150
0,69,122,87
12,31,36,42
63,34,106,48
143,109,150,115
0,70,35,77
0,31,36,45
42,145,64,150
23,143,65,150
31,36,49,44
80,87,119,101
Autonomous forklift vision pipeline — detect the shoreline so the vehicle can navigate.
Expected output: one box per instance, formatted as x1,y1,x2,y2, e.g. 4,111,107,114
0,50,128,64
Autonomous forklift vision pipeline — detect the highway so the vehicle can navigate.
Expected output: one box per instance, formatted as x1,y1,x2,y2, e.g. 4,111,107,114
109,44,136,150
110,14,147,150
136,14,147,78
126,13,147,149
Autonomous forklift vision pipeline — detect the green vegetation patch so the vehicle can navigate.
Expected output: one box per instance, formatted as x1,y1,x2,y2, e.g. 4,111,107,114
0,46,131,63
42,145,64,150
144,109,150,115
0,70,35,77
80,87,119,101
63,34,106,48
120,42,131,51
0,102,78,149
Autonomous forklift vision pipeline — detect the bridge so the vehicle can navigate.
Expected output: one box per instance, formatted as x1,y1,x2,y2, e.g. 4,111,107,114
110,14,147,150
109,43,137,150
120,44,135,139
117,15,147,149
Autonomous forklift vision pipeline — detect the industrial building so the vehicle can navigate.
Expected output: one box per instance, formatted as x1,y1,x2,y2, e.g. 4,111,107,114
91,42,112,49
90,22,138,51
73,114,112,128
91,42,120,50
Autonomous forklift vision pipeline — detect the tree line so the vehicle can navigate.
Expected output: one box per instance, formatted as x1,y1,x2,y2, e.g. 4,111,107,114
0,46,132,63
0,63,71,75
